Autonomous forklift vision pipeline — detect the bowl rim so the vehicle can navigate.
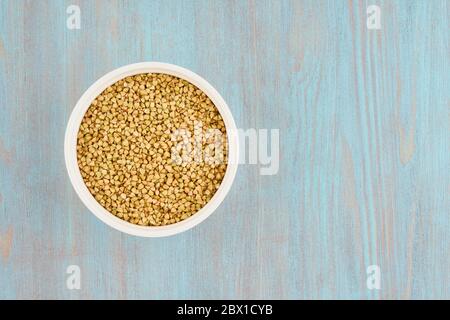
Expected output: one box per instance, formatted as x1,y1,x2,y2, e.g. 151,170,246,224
64,62,239,237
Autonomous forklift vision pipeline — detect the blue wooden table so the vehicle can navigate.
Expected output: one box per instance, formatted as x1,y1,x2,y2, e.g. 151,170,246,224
0,0,448,299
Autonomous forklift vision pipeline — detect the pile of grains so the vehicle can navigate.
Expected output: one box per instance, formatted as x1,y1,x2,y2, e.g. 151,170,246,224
76,73,228,226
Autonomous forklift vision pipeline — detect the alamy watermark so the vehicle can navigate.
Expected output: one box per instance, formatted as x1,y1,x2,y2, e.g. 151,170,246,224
66,5,81,30
367,5,381,30
67,4,382,32
66,265,81,290
170,121,279,176
366,265,381,290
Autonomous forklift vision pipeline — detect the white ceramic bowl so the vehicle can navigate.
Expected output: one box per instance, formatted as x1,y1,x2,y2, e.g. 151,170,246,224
65,62,239,237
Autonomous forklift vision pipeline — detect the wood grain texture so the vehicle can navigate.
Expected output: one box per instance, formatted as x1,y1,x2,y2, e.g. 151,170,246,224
0,0,448,299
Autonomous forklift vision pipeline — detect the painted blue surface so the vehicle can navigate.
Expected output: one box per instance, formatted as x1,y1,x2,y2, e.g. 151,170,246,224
0,0,448,299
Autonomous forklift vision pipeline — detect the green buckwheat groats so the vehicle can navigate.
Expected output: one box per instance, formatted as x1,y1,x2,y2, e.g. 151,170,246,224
76,73,228,226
